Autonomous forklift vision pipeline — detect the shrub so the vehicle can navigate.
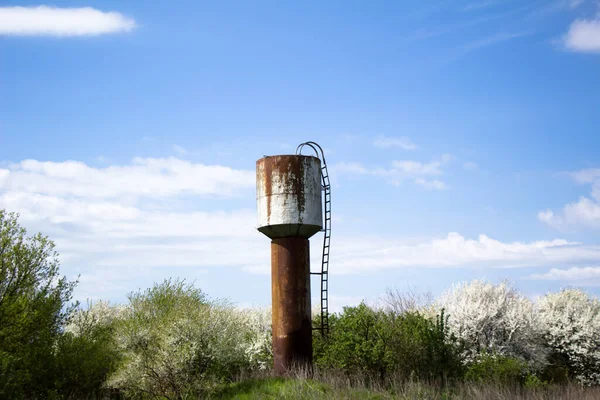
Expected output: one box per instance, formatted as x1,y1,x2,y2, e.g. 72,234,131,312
537,289,600,386
385,309,463,383
313,303,391,380
465,353,528,386
437,280,547,370
106,279,258,398
313,303,463,383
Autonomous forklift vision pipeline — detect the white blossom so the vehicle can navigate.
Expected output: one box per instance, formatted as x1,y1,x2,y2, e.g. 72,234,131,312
64,300,127,336
537,289,600,385
437,280,547,369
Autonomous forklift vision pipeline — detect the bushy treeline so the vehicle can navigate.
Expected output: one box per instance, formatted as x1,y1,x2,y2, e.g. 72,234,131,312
313,283,600,390
2,209,600,399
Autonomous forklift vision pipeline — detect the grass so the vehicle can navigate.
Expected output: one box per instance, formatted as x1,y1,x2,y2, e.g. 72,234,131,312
209,378,391,400
208,376,600,400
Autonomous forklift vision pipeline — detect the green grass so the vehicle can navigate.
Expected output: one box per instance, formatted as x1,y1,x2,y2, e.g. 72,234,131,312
209,378,392,400
208,377,600,400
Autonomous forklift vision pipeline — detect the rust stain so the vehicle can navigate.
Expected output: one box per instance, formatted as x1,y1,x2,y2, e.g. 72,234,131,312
271,237,313,375
259,155,318,228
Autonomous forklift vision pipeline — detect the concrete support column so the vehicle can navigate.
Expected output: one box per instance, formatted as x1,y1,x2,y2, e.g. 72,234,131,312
271,237,313,375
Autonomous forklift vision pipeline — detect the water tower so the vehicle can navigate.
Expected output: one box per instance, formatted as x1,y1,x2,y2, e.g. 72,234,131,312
256,142,331,375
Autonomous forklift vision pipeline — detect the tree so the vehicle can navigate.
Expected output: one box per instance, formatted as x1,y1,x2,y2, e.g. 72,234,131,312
437,280,547,370
0,210,77,398
537,289,600,385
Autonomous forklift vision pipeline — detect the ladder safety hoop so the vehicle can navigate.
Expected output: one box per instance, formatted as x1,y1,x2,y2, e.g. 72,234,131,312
296,141,331,336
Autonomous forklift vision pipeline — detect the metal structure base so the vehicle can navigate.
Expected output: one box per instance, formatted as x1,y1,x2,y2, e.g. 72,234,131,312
271,237,313,375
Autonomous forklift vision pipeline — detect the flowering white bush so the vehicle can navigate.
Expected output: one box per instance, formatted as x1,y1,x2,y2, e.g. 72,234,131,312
65,300,127,337
437,280,547,369
105,279,259,398
537,289,600,385
239,306,272,369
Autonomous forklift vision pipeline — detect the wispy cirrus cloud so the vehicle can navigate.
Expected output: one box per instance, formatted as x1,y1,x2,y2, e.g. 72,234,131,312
463,0,514,12
462,31,531,52
172,145,188,156
408,4,534,41
463,162,478,171
334,155,453,190
564,0,585,9
0,6,136,37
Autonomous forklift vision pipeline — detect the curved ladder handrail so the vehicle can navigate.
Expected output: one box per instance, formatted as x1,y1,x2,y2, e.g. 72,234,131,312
296,141,331,336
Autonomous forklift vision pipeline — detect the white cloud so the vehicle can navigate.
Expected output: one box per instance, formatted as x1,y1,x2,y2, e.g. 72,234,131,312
0,6,136,37
232,231,599,278
332,162,368,175
373,135,418,150
390,154,452,175
0,158,254,200
568,0,585,8
529,266,600,281
5,157,600,302
463,1,502,12
540,167,600,228
563,18,600,53
570,168,600,184
539,197,600,228
333,155,452,190
555,0,585,9
0,157,260,301
172,145,188,156
330,233,599,274
463,161,478,171
414,178,447,190
538,210,554,223
462,32,531,52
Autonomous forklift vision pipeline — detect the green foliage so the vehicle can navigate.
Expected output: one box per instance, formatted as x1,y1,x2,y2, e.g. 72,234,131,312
314,303,392,379
523,373,548,390
53,303,122,398
313,303,463,383
464,354,528,386
107,279,257,399
0,210,77,399
385,309,463,383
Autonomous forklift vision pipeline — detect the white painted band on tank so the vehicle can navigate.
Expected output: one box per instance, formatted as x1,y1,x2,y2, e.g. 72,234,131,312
256,155,323,239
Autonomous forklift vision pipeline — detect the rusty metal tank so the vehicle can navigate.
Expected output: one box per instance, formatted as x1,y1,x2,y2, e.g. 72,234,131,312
256,155,323,239
256,154,322,375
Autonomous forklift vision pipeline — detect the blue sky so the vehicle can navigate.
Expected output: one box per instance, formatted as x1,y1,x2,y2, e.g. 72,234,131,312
1,1,600,310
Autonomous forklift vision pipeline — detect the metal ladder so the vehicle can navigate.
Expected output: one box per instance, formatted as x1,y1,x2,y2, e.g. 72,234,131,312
296,141,330,335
